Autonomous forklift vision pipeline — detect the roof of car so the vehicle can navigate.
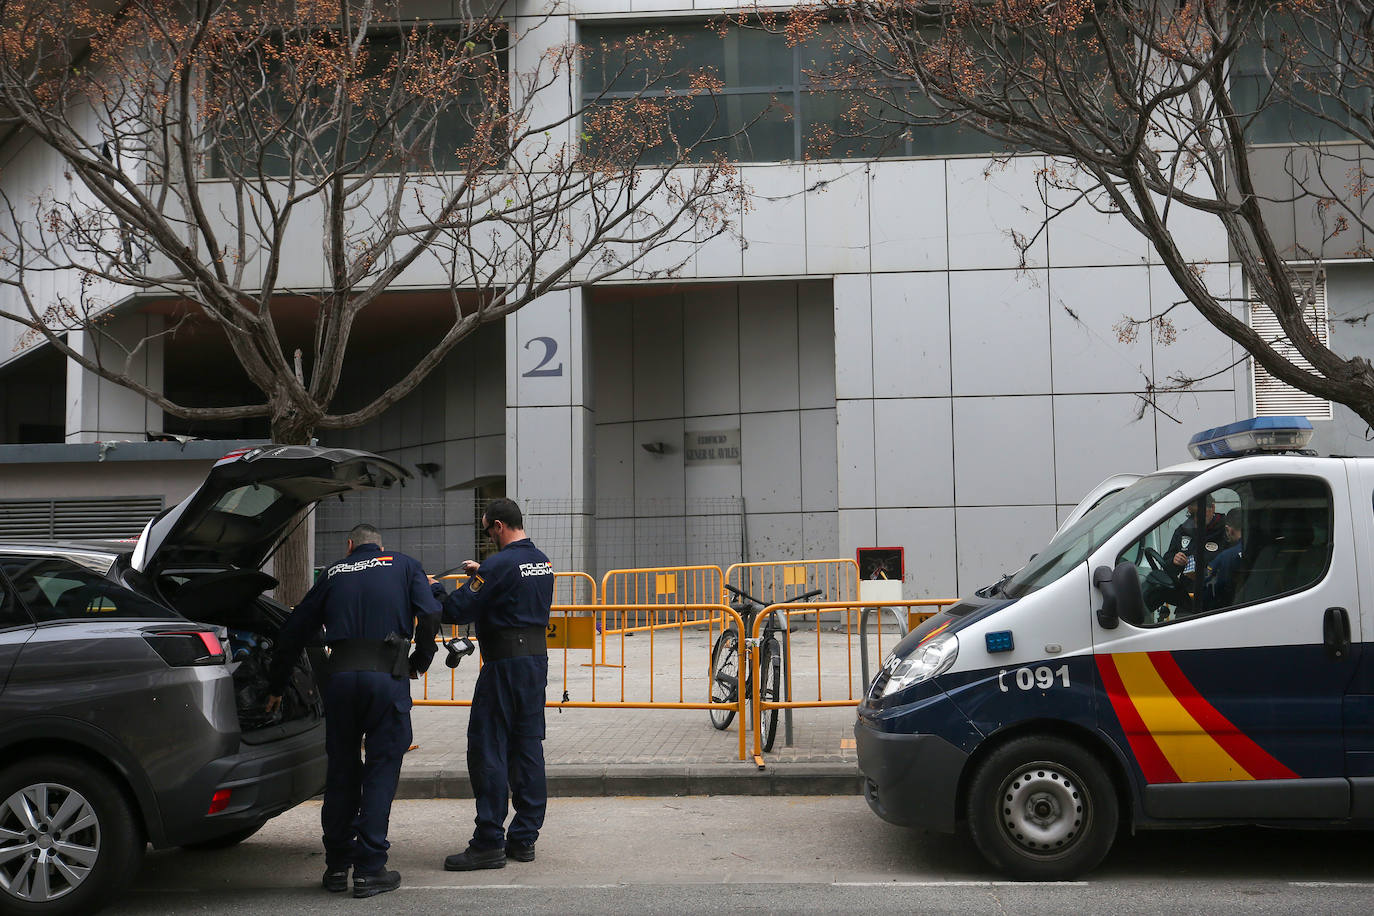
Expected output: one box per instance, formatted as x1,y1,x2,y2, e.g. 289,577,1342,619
0,541,123,570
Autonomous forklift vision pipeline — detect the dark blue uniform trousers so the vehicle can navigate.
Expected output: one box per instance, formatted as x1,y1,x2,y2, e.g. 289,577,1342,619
468,655,548,849
321,671,412,874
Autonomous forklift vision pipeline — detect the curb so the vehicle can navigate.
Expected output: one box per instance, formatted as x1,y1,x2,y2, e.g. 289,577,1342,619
396,762,862,799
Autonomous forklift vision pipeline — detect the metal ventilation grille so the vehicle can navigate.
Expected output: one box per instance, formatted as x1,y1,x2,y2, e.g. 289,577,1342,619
1250,271,1334,421
0,497,164,540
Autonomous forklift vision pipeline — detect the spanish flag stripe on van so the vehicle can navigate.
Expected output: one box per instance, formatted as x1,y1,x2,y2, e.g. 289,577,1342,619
1099,652,1297,783
1094,653,1179,784
1111,652,1247,782
1146,651,1298,781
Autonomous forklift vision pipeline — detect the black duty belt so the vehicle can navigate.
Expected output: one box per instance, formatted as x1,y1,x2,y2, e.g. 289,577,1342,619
328,638,407,676
480,626,547,662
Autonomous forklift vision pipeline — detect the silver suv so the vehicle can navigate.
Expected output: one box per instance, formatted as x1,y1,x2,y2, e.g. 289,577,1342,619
0,445,408,916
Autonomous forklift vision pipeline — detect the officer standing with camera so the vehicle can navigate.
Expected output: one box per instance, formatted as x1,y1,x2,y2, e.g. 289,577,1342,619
433,498,553,871
266,523,441,898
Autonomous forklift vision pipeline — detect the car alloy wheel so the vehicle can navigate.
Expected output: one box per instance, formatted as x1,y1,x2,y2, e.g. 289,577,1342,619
0,782,100,903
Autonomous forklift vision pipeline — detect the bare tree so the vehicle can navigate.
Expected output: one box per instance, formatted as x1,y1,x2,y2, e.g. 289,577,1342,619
791,0,1374,427
0,0,743,601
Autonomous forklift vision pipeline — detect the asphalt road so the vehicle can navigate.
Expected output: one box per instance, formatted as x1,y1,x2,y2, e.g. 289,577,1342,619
105,796,1374,914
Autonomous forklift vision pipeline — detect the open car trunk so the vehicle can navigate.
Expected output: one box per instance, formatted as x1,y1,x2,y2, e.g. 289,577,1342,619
125,445,411,742
156,567,324,743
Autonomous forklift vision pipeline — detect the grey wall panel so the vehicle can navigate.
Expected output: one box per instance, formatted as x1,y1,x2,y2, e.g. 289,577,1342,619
800,408,838,512
594,422,634,502
946,156,1048,270
876,506,957,598
741,411,803,513
802,511,839,559
871,272,951,398
739,283,801,413
869,160,948,273
1046,184,1149,268
838,508,878,559
798,281,838,408
590,299,634,423
1052,394,1157,504
683,287,741,417
834,275,874,400
746,512,806,564
874,398,954,507
632,294,685,420
1148,264,1238,392
740,166,807,276
1245,146,1299,260
805,162,871,275
836,399,876,509
949,269,1051,396
1048,266,1153,394
953,396,1056,506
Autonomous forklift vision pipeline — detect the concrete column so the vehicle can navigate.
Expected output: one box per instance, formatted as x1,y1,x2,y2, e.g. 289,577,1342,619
65,312,164,443
506,288,595,574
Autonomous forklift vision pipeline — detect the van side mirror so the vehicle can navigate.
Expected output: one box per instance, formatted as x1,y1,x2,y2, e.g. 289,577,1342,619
1094,561,1145,629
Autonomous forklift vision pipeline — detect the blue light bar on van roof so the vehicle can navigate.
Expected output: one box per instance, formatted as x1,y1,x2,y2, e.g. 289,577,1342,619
1187,416,1314,459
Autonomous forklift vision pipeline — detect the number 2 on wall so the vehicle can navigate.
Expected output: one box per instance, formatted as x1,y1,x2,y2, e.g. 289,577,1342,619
522,336,563,378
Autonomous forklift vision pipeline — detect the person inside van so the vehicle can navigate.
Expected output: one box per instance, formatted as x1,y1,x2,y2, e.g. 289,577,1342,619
1143,494,1226,621
1203,509,1244,609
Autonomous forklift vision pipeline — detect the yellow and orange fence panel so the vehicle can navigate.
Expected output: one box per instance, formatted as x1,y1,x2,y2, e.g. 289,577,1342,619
725,558,860,610
414,602,750,761
746,598,958,766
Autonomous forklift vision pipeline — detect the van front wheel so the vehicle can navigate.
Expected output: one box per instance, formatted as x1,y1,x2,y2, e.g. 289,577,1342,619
965,736,1117,881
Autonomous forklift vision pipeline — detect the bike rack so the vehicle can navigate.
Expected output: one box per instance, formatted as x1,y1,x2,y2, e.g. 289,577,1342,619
858,605,910,688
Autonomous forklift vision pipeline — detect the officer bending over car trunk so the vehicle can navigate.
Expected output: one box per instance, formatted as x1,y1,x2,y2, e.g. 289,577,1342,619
433,497,554,871
266,523,441,898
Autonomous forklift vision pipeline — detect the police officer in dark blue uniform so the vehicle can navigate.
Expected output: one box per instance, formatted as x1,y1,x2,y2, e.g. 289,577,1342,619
434,498,553,871
266,523,440,898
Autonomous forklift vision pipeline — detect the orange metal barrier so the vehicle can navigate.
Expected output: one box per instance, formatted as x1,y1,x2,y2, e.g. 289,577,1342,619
746,599,957,766
414,603,749,761
724,559,860,606
599,565,724,631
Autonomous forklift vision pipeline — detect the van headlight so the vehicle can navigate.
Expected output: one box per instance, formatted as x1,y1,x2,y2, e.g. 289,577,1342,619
875,632,959,698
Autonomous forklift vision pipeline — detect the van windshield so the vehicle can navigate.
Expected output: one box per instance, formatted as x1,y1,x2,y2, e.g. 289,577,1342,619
1001,473,1194,599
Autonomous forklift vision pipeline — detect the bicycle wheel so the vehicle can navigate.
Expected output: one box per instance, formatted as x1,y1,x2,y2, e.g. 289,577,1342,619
708,629,739,730
759,639,782,752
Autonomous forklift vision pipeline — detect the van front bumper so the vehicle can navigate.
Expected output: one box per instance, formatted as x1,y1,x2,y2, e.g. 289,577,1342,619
855,719,968,833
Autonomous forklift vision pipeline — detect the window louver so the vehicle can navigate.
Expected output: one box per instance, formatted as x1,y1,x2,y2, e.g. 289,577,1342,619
1250,271,1333,421
0,497,164,540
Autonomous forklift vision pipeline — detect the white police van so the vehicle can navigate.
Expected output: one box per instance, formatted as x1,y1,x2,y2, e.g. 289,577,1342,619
856,417,1374,879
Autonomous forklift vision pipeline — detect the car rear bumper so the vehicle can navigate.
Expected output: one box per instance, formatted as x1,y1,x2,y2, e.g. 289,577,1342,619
155,720,327,847
855,719,968,833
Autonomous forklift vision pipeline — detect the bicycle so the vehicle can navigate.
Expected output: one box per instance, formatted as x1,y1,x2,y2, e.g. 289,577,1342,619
708,583,823,752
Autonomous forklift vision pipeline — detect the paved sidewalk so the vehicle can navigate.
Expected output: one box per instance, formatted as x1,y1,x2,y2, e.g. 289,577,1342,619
398,622,906,798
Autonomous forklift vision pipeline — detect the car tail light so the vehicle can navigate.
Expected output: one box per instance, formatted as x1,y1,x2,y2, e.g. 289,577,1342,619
144,629,226,667
208,789,232,815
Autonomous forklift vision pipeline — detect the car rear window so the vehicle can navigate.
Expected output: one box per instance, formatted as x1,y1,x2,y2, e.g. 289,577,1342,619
213,485,285,517
1,556,179,623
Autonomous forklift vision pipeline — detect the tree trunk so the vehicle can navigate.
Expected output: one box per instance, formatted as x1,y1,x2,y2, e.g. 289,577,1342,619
270,421,316,608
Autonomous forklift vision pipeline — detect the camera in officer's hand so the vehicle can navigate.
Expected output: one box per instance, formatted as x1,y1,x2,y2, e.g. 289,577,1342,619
443,636,476,669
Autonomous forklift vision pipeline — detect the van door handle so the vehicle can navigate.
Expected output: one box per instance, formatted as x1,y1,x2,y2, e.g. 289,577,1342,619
1323,607,1351,661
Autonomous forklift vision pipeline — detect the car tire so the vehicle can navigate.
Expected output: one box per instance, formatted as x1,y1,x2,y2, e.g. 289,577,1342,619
179,823,265,851
965,736,1118,881
0,756,144,916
